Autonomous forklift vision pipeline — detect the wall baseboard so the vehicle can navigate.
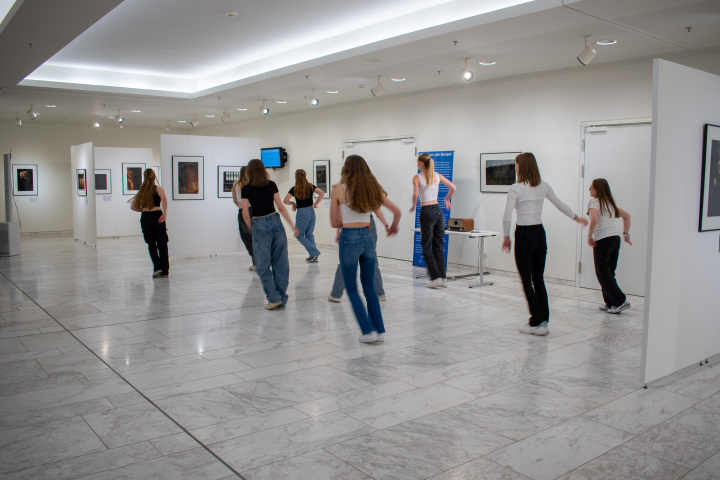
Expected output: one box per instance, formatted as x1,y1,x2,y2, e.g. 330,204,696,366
21,230,73,238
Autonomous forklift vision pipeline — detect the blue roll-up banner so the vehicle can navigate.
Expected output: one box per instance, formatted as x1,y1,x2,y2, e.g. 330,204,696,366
413,151,454,269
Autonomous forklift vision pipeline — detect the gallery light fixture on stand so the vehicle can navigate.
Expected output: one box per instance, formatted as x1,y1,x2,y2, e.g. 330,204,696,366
26,104,37,119
114,109,124,123
259,100,269,115
221,108,232,122
371,76,385,97
577,35,597,66
460,58,474,81
164,121,171,133
306,89,319,107
14,113,22,127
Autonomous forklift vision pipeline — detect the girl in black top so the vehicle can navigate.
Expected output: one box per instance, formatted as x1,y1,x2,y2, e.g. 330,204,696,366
130,169,169,277
283,169,325,262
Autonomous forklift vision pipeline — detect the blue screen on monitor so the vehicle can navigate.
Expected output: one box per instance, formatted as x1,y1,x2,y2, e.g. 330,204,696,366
261,148,283,168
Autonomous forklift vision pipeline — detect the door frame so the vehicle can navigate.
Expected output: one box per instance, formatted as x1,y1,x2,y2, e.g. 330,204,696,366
575,118,651,288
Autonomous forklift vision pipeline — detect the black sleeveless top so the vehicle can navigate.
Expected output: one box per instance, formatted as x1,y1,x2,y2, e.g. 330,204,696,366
152,186,161,207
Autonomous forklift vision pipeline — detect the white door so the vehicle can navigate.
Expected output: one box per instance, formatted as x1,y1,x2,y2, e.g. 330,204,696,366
579,123,651,296
342,139,417,261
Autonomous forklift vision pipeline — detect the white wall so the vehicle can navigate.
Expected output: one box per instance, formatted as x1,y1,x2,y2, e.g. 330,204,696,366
70,142,97,247
94,147,152,237
199,61,656,280
160,134,259,257
641,60,720,384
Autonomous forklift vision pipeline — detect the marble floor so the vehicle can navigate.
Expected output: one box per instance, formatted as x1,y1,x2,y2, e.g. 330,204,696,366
0,236,719,480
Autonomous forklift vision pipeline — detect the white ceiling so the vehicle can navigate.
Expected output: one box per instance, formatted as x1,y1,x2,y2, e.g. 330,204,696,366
1,0,719,130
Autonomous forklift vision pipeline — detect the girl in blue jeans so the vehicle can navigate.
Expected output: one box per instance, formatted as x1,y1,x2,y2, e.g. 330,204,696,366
241,159,299,310
283,169,325,262
330,155,401,343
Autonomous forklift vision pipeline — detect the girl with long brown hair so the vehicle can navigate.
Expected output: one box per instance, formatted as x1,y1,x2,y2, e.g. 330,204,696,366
502,153,588,335
232,166,255,270
240,159,299,310
587,178,632,313
410,153,456,288
130,169,169,277
330,155,401,342
283,169,325,262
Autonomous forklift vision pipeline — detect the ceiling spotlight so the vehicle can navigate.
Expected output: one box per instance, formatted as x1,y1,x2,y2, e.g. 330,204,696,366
306,89,319,107
371,76,385,97
190,115,200,127
114,110,124,123
577,36,597,66
460,58,474,81
221,109,232,122
164,121,171,133
14,113,22,127
26,104,37,119
259,100,269,115
93,120,101,128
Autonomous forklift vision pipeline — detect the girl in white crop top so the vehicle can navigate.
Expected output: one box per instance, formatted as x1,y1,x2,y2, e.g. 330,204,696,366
410,153,457,288
330,155,401,344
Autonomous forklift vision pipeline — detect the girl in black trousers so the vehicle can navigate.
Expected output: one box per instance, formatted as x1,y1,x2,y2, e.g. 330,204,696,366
502,153,588,335
586,178,632,314
130,169,169,278
232,166,255,271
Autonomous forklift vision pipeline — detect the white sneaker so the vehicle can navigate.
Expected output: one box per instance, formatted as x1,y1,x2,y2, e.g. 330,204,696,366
599,304,609,311
359,331,380,343
376,333,384,342
152,270,163,278
426,278,444,289
441,278,448,288
328,296,341,303
378,295,386,301
265,302,284,310
607,301,630,314
518,321,549,336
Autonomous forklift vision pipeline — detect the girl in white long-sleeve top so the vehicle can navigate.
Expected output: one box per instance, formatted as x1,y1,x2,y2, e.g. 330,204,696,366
502,153,588,336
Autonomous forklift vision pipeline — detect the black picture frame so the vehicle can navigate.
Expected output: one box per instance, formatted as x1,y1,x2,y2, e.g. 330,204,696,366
95,169,112,195
122,163,145,195
76,169,87,196
699,124,720,231
172,155,204,200
12,164,38,196
217,165,241,198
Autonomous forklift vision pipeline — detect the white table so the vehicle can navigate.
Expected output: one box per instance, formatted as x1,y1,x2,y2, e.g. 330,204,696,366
412,229,499,287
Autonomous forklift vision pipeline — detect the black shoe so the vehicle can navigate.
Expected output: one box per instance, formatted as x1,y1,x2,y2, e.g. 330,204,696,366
308,254,320,263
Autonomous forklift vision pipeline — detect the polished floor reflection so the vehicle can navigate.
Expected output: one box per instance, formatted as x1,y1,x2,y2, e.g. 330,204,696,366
1,236,718,479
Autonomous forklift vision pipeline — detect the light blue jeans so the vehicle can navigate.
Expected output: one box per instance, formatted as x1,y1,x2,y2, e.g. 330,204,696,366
295,206,320,257
339,226,385,335
252,213,289,306
331,216,384,298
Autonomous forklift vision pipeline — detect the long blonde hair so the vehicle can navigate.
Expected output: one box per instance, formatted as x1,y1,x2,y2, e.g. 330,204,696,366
293,169,313,200
340,155,384,213
417,153,435,186
132,169,158,210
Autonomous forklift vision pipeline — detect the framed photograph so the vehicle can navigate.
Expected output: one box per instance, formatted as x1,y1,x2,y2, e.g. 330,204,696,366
700,124,720,231
12,164,37,196
151,165,161,186
122,163,145,195
76,169,87,196
218,166,241,198
480,152,520,193
172,155,204,200
313,159,330,196
94,169,112,195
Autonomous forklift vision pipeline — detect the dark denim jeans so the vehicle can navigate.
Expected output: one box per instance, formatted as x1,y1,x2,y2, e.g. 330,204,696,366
331,216,384,298
252,213,289,306
339,226,385,335
514,224,549,326
592,235,626,308
295,206,320,257
140,210,169,274
420,204,446,280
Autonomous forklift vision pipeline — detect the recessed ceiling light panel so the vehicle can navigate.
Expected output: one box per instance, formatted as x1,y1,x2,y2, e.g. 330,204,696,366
596,39,617,45
478,60,496,65
391,77,405,82
326,90,339,94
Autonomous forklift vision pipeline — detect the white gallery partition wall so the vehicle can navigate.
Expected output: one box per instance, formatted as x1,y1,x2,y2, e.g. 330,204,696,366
642,59,720,384
160,134,260,257
70,142,96,247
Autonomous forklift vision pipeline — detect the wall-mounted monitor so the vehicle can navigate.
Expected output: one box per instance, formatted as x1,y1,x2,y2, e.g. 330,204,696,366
261,147,287,168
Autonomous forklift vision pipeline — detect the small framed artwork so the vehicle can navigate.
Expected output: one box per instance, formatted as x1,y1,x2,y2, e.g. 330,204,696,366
12,164,37,196
76,169,87,196
217,166,241,198
122,163,145,195
151,165,161,186
480,152,520,193
699,124,720,231
172,155,204,200
94,169,112,195
313,160,330,196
